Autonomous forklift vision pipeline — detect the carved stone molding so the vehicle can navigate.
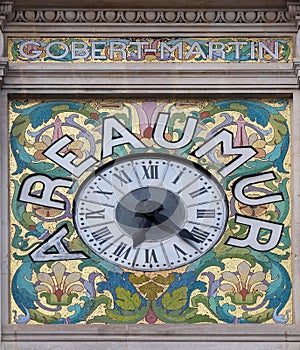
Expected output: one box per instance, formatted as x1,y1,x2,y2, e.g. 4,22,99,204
287,1,300,28
4,62,297,92
0,1,13,57
288,1,300,17
293,58,300,86
9,9,294,24
0,1,14,24
0,2,13,58
0,58,8,86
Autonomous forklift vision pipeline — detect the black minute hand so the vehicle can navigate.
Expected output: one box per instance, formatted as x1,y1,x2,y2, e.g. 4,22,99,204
132,216,152,248
145,212,179,234
132,226,152,248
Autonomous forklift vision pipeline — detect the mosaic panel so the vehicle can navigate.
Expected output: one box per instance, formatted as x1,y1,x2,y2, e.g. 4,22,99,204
9,98,291,324
8,38,292,63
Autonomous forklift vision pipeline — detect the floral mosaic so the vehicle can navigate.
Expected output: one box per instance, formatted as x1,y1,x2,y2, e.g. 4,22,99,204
9,98,291,324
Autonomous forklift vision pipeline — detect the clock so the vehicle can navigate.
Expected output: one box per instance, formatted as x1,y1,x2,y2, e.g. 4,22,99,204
73,153,228,271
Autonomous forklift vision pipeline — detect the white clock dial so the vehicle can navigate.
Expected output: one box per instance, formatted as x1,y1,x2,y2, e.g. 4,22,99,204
73,153,228,271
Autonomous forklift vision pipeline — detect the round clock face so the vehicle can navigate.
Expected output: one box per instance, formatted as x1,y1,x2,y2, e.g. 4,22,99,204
73,154,228,271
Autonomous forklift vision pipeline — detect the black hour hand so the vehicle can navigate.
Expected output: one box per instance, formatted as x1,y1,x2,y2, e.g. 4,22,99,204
132,226,151,248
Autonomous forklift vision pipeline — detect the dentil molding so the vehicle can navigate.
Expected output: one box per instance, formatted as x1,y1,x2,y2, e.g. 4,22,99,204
7,9,297,24
0,1,298,25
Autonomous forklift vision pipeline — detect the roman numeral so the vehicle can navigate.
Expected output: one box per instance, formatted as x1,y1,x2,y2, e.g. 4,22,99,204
85,208,105,219
179,227,210,244
190,226,210,244
173,244,188,259
113,170,133,185
92,186,113,199
145,249,158,264
142,164,159,179
113,242,131,259
91,226,113,244
197,209,216,218
189,186,211,198
172,171,184,185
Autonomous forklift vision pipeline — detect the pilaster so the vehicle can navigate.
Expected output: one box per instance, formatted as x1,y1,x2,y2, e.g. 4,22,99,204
0,2,12,86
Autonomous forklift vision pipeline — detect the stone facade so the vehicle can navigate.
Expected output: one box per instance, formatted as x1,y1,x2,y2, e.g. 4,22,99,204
1,0,300,349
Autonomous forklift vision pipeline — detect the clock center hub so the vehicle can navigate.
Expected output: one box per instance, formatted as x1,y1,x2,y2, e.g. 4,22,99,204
135,199,164,215
115,186,186,243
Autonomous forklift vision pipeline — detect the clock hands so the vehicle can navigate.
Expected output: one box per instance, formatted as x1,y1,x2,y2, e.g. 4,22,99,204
144,211,178,234
134,209,212,247
119,189,215,248
132,228,151,248
112,163,219,249
134,207,196,246
132,202,165,247
148,213,199,243
135,200,164,215
74,153,228,271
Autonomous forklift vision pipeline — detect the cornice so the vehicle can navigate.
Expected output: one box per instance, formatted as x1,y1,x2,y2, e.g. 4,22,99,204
0,1,298,31
0,1,298,25
8,9,295,25
1,1,300,90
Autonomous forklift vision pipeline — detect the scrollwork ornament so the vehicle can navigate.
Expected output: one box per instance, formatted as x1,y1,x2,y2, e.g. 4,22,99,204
0,1,13,20
287,2,300,20
0,1,13,59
